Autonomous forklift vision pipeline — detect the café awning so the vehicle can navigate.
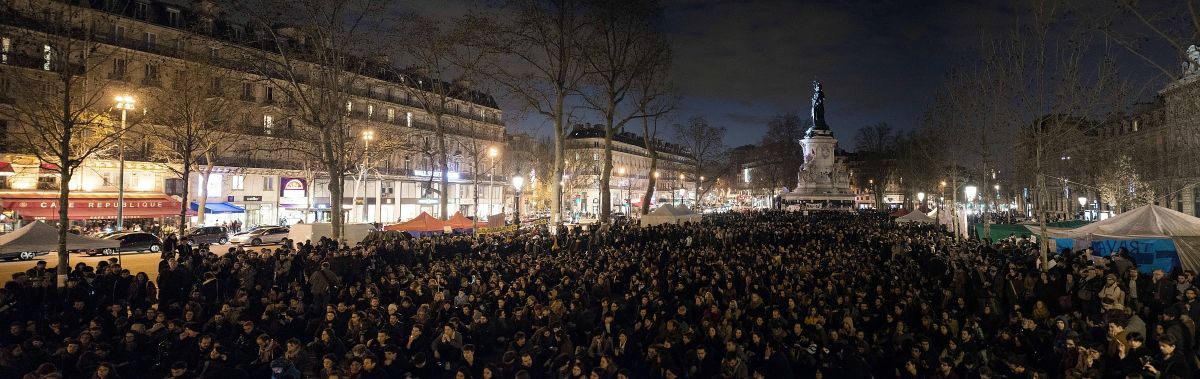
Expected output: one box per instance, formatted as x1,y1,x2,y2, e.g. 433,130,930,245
0,162,14,176
189,201,245,214
0,192,183,220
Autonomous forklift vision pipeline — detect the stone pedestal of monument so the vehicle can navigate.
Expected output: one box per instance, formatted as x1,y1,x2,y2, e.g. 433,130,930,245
781,81,855,208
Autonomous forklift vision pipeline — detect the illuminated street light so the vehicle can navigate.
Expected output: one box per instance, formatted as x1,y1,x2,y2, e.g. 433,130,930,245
114,95,135,237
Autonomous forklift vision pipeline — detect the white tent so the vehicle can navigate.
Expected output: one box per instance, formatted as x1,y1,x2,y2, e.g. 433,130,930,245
0,222,119,254
897,209,937,223
641,204,703,226
1061,204,1200,271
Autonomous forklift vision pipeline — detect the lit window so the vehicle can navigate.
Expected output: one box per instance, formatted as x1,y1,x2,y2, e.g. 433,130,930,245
231,175,244,190
42,44,52,71
367,104,374,119
346,101,353,112
406,112,413,127
263,115,274,135
263,177,274,191
387,108,395,122
1,37,9,64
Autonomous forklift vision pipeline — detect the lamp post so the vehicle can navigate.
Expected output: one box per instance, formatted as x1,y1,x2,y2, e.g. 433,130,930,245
917,192,925,210
476,147,499,230
678,173,686,207
114,95,135,234
1078,196,1088,220
512,176,524,228
965,185,978,239
357,130,374,223
617,167,627,214
939,180,947,226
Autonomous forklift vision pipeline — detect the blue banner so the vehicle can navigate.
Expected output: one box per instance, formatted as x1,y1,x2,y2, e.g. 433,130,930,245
1055,238,1179,273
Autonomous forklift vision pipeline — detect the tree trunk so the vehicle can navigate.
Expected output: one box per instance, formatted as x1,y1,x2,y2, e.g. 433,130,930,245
643,121,662,215
329,170,345,241
551,94,565,226
178,162,191,237
436,116,450,220
600,127,614,224
1036,142,1049,270
197,166,212,226
56,168,71,289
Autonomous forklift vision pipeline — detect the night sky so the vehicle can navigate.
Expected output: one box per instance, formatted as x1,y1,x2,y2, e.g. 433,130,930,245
404,0,1180,149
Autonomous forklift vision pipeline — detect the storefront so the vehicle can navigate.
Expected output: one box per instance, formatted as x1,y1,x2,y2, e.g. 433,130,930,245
278,177,309,225
189,201,245,228
0,191,183,234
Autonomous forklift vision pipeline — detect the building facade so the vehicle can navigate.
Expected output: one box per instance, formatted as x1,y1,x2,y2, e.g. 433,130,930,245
0,0,506,231
563,125,696,217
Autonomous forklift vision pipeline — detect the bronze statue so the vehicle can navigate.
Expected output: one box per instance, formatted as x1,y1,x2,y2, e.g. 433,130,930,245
811,81,826,127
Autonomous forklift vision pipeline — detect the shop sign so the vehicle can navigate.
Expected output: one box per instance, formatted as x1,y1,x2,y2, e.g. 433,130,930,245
244,196,263,202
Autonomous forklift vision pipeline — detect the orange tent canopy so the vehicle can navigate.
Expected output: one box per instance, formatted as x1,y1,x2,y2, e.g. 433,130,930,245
447,211,482,229
383,212,448,232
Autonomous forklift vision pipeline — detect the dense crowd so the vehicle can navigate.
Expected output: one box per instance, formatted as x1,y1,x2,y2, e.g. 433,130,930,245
0,211,1197,378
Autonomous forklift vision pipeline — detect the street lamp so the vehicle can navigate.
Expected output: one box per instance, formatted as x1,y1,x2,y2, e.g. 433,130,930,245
1078,196,1088,220
917,192,926,207
964,185,978,213
114,95,135,234
512,176,525,227
617,167,627,213
353,130,374,223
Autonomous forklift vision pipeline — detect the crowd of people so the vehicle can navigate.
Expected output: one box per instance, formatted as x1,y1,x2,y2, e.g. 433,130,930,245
0,210,1197,378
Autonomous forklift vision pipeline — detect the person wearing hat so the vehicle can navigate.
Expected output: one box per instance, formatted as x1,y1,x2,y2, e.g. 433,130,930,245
1099,273,1125,312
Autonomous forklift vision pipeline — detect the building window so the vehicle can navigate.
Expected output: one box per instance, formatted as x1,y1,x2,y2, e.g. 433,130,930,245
167,9,181,27
114,25,126,42
241,82,255,101
264,85,274,103
37,176,59,190
263,177,274,191
42,44,52,71
165,178,185,196
387,108,395,122
143,32,157,49
1194,189,1200,217
143,63,159,85
231,175,244,190
134,2,149,19
209,47,219,60
346,101,353,113
367,104,374,119
263,115,274,135
406,112,413,127
112,58,127,80
1,37,9,64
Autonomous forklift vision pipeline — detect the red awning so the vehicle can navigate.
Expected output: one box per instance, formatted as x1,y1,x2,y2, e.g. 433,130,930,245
0,192,183,220
0,162,13,176
38,162,60,174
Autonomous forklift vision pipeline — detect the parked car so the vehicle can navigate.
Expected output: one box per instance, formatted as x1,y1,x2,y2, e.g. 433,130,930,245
229,226,290,246
86,232,163,256
0,251,44,261
184,226,229,245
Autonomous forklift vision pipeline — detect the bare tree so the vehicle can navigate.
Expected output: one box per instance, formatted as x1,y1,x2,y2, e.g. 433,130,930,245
234,0,389,240
389,14,489,220
854,123,897,209
0,2,126,286
754,113,806,196
673,116,726,207
480,0,591,227
577,0,667,223
141,57,243,233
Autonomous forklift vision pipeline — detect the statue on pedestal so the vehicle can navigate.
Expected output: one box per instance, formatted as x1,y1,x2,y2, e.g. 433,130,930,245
811,81,826,127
